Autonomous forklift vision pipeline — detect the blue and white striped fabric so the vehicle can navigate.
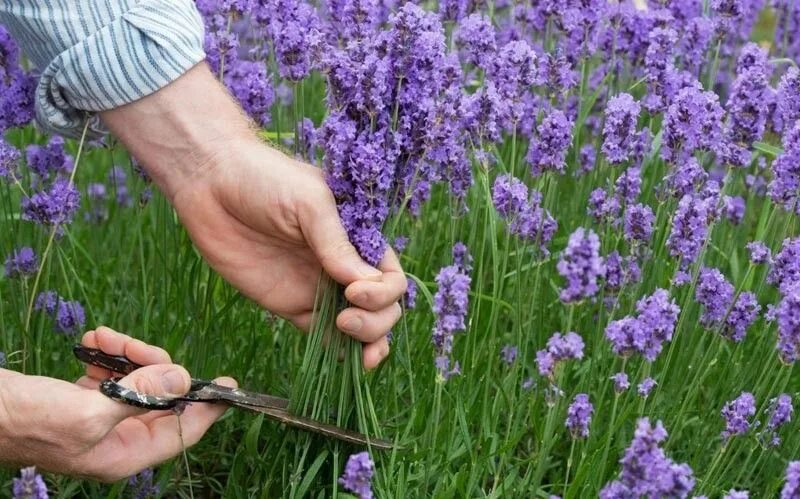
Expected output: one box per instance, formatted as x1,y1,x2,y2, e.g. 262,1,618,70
0,0,206,138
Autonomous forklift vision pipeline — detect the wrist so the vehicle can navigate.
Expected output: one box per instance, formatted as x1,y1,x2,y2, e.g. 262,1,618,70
100,63,259,201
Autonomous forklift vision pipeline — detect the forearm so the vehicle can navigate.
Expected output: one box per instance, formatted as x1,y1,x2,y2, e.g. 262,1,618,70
99,63,261,201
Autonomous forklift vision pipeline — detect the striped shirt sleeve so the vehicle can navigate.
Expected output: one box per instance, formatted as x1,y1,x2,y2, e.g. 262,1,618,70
0,0,206,138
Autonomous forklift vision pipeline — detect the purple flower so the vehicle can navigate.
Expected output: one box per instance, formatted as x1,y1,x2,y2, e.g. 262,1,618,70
768,237,800,294
557,228,605,303
12,467,48,499
21,178,81,227
607,289,680,362
537,51,577,97
264,0,321,81
643,28,681,113
0,138,20,180
455,13,496,69
661,86,725,164
723,196,745,224
25,136,74,179
432,244,471,379
578,144,596,175
338,452,374,499
667,194,709,267
722,292,760,342
34,291,59,315
55,300,85,335
768,121,800,215
536,331,585,378
528,109,573,176
665,157,707,198
489,40,539,123
637,377,657,397
611,372,630,393
403,278,417,310
782,461,800,499
603,251,642,293
721,391,757,441
128,468,159,499
501,344,518,365
623,203,654,244
747,241,771,264
615,167,642,204
600,418,695,498
774,283,800,364
724,491,749,499
724,62,773,167
696,267,735,327
4,247,38,278
0,71,35,131
776,67,800,131
565,394,593,438
492,174,557,253
602,93,642,164
225,60,274,127
760,394,793,446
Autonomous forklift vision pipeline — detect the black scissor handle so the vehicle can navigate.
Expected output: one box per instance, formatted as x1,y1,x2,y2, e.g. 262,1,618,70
100,378,180,410
73,344,143,375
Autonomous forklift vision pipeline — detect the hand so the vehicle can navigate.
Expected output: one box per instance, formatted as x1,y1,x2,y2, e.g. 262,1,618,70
0,327,236,482
170,141,406,369
101,64,406,369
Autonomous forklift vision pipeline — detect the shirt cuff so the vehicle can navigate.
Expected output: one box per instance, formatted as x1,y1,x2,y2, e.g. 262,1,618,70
14,0,205,139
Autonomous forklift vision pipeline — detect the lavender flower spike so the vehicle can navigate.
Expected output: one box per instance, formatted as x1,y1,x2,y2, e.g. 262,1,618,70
600,418,695,498
782,461,800,499
557,228,605,303
565,394,593,438
611,373,630,393
602,93,642,164
528,110,573,176
12,467,48,499
4,247,38,279
721,391,757,441
638,378,657,397
339,452,374,499
432,243,472,379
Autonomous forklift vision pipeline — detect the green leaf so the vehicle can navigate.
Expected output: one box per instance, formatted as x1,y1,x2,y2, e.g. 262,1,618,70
244,413,265,457
753,141,783,157
295,450,329,499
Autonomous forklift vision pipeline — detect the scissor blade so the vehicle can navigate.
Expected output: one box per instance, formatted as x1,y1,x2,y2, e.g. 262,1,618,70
239,403,393,450
189,382,290,410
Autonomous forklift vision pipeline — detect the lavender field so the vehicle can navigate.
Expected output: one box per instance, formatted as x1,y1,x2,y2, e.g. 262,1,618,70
2,0,800,497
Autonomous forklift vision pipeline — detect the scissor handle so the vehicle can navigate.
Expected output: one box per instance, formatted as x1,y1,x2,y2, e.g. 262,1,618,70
73,344,142,375
100,378,181,410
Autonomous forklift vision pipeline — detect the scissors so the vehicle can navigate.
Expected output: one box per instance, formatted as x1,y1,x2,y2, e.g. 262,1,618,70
73,344,392,450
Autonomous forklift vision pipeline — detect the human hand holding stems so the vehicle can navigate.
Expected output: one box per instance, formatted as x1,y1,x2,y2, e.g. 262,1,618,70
101,63,406,369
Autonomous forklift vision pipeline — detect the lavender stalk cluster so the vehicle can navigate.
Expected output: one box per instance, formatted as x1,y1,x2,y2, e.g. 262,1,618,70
0,25,35,132
783,461,800,499
600,419,695,498
721,391,757,441
34,291,85,335
695,266,762,342
535,331,585,379
338,452,374,499
557,228,605,303
492,174,557,254
605,289,680,361
565,393,593,438
431,243,472,379
4,247,38,278
12,467,48,499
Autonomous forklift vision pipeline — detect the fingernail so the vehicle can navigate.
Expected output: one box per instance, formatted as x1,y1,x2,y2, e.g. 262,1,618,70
161,369,187,395
342,317,363,333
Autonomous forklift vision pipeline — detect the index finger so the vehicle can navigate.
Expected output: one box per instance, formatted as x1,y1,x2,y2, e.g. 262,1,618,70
81,327,172,380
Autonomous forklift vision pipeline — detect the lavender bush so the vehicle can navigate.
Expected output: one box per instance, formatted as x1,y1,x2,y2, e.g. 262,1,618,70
1,1,799,497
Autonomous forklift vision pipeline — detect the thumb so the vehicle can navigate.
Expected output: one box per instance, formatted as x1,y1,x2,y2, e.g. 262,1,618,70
304,200,382,286
99,364,191,425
